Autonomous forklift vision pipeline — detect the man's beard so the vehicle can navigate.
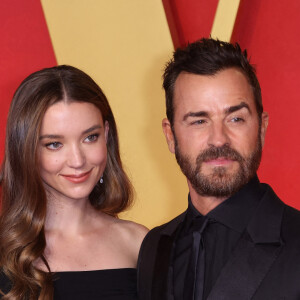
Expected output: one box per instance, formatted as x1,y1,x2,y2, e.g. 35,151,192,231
174,133,262,198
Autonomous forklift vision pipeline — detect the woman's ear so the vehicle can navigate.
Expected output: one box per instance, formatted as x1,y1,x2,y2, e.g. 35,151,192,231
104,121,109,143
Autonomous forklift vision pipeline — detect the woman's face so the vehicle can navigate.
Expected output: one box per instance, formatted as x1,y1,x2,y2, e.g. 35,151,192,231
38,101,109,203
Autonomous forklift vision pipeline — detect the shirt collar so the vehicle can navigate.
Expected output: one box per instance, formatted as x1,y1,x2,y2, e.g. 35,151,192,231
186,175,265,233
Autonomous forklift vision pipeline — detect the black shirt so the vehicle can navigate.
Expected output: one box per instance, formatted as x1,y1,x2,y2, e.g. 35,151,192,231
173,176,265,299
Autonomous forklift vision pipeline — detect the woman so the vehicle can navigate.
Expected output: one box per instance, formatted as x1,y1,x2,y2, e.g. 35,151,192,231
0,65,148,299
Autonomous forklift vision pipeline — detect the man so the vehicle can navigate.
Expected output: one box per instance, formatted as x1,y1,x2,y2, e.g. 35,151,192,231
138,38,300,300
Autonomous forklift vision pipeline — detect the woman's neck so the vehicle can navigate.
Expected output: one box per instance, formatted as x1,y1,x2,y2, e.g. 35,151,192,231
44,194,100,235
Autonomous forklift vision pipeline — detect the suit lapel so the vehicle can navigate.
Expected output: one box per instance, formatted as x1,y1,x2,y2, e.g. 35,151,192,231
207,232,283,300
207,186,285,300
151,235,175,300
151,212,186,300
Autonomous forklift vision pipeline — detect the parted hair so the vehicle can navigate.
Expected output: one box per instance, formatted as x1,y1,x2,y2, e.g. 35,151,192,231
163,38,263,126
0,65,133,299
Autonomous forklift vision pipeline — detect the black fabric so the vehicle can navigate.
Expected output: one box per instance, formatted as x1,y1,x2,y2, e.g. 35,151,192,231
173,176,263,299
137,175,300,300
54,268,137,300
0,271,11,295
183,217,208,299
0,268,138,300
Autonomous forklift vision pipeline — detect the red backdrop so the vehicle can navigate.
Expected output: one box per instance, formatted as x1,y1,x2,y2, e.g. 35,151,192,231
231,0,300,208
162,0,219,48
0,0,56,159
0,0,299,209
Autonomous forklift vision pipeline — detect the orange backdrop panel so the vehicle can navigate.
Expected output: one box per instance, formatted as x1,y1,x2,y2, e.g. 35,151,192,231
1,0,299,212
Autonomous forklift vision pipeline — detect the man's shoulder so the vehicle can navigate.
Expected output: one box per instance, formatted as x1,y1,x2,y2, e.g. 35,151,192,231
137,211,187,291
283,202,300,219
264,183,300,243
264,183,300,226
282,203,300,242
148,211,186,236
140,211,186,250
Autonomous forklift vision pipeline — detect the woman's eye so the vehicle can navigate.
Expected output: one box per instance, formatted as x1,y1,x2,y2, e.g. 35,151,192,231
45,142,62,150
84,134,99,142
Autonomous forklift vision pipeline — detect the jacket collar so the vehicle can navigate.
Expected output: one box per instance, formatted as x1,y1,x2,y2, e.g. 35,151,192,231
207,184,285,299
151,181,285,300
247,183,283,244
160,211,186,237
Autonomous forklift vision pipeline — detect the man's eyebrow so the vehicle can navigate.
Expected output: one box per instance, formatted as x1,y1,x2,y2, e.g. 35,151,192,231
39,125,102,140
225,102,251,115
183,111,209,121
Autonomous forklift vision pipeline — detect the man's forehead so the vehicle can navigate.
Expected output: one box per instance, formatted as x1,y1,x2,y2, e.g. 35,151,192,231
174,68,251,89
172,69,256,113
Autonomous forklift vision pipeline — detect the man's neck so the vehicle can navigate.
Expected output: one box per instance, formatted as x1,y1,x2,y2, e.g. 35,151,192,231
187,181,228,216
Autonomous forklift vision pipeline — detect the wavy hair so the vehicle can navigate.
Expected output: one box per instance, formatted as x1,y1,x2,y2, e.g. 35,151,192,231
0,65,133,299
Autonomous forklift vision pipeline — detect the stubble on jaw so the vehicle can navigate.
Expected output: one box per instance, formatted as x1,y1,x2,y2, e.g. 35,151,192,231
173,132,262,198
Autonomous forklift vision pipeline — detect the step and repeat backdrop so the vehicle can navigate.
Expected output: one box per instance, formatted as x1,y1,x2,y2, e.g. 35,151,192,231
1,0,299,228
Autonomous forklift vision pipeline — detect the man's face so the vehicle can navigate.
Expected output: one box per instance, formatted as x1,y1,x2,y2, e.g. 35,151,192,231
162,68,268,198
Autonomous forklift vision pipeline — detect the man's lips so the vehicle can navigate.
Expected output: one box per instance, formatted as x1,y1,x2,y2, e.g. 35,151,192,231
61,170,92,183
204,157,235,166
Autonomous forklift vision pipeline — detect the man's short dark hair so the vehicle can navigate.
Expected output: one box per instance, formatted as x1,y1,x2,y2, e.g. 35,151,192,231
163,38,262,126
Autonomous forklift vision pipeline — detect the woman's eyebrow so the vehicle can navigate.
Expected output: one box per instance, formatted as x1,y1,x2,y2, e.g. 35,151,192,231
39,125,102,140
39,134,63,140
82,125,102,135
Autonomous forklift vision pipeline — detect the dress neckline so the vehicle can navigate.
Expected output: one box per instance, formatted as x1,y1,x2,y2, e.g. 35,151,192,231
54,267,136,274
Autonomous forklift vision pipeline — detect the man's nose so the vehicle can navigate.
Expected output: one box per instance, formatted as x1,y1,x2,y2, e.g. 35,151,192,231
67,145,86,168
207,122,230,148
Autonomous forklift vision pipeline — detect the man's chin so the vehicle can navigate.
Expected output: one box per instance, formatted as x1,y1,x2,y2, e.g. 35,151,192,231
191,170,246,198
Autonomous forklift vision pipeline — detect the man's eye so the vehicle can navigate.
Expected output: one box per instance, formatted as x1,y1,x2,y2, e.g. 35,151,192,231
84,134,99,142
231,117,244,123
191,119,206,125
45,142,62,150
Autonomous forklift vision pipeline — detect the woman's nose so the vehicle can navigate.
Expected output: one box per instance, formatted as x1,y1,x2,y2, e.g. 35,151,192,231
67,145,86,168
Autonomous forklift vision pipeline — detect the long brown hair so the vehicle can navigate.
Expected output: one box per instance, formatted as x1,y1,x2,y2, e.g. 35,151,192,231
0,65,133,299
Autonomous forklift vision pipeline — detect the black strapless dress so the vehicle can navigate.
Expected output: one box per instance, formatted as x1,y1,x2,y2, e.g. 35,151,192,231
0,268,138,299
53,268,138,300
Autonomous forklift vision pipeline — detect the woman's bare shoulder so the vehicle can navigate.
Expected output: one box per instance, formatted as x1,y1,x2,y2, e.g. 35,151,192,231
104,217,148,262
111,218,149,243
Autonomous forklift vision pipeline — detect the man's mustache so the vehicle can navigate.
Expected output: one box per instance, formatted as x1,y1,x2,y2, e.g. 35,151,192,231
196,145,244,164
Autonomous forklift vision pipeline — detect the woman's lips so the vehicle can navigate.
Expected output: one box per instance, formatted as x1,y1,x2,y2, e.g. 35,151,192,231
61,170,92,183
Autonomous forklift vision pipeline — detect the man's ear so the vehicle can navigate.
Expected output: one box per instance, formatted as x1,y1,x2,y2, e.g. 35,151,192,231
162,118,175,153
260,112,269,147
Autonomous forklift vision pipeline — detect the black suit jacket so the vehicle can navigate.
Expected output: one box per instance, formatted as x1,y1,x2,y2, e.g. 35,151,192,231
138,185,300,299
